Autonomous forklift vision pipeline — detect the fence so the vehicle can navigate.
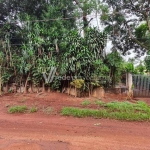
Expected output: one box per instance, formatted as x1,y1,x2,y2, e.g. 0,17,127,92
132,74,150,97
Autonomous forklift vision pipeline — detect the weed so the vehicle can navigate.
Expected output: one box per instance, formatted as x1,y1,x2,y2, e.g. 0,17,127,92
81,100,91,106
8,105,27,113
30,106,38,113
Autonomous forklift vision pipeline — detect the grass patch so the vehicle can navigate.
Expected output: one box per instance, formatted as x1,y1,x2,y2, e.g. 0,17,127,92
104,101,135,112
95,100,105,106
8,105,27,113
61,101,150,121
30,106,38,113
62,107,108,118
81,100,91,106
104,101,150,113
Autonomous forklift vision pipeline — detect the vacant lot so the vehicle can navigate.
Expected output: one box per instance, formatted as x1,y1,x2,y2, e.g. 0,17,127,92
0,93,150,150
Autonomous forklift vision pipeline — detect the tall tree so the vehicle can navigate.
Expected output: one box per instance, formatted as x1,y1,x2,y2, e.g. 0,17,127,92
101,0,150,57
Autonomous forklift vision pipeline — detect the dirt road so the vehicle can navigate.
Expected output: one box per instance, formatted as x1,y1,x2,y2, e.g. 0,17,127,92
0,93,150,150
0,113,150,150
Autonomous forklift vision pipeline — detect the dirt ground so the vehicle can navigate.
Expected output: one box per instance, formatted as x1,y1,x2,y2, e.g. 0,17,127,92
0,92,150,150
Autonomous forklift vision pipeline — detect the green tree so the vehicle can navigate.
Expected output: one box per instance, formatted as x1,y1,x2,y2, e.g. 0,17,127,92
135,23,150,50
134,63,146,75
105,50,124,87
145,52,150,73
101,0,150,57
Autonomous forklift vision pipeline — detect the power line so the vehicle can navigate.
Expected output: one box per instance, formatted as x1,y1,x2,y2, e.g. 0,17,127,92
0,14,101,25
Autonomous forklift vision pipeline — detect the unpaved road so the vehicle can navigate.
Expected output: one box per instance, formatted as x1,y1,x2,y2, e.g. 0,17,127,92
0,113,150,150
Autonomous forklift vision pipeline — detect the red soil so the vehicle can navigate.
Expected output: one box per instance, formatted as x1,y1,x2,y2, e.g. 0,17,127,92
0,92,150,150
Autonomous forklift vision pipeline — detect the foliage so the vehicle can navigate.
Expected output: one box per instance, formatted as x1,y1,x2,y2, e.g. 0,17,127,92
8,105,27,113
135,23,150,50
70,79,84,89
101,0,150,57
134,63,146,74
135,23,149,39
105,51,124,86
124,62,135,73
145,51,150,72
0,0,135,94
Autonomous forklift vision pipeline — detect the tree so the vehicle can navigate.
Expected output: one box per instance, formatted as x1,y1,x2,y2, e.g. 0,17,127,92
134,62,146,74
135,23,150,50
73,0,102,35
0,0,77,93
105,50,124,87
145,52,150,73
60,27,107,93
101,0,150,57
0,0,128,95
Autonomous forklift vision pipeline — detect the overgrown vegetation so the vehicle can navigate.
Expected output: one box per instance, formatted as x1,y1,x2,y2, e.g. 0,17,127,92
0,0,149,95
61,101,150,121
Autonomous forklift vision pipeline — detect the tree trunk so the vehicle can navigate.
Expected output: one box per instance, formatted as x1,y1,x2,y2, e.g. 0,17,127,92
5,82,9,93
88,83,91,97
19,76,23,93
111,67,116,88
75,87,77,97
0,66,2,96
48,86,51,92
42,81,46,93
24,72,30,94
29,83,34,93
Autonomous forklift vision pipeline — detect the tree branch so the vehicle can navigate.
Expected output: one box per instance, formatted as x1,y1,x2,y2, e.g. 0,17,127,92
125,21,149,50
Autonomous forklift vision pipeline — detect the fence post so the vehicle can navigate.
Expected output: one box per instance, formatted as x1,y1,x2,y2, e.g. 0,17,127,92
126,73,133,93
